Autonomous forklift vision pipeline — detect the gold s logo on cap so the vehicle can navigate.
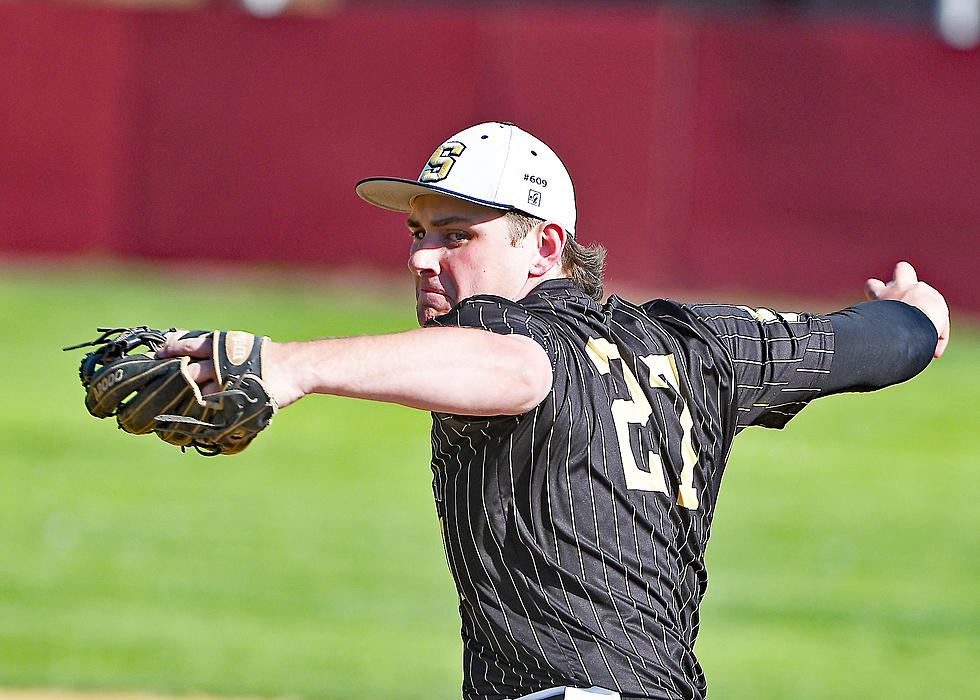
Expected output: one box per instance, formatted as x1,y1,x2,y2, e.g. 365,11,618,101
419,141,465,183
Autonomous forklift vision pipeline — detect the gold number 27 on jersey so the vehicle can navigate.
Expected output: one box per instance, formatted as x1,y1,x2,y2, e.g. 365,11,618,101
585,338,699,510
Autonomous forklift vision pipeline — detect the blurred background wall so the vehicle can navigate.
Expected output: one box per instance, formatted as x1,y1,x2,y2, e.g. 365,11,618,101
1,0,978,310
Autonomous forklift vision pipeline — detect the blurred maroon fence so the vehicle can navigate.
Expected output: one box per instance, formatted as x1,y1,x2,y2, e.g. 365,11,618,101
1,2,977,310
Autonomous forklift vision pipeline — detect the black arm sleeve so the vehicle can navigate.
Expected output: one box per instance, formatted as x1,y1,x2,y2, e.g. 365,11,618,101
822,300,937,396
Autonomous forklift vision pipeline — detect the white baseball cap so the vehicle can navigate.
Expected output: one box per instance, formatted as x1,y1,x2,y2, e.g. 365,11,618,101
355,122,577,234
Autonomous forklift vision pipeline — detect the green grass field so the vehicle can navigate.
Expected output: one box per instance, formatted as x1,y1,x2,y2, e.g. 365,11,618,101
1,262,976,700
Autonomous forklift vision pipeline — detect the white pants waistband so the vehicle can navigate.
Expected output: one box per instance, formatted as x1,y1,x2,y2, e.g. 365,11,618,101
512,687,620,700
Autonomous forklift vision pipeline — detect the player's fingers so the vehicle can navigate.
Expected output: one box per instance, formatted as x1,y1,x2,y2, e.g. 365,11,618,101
184,359,216,385
864,278,886,300
159,333,212,359
201,380,221,396
892,260,918,287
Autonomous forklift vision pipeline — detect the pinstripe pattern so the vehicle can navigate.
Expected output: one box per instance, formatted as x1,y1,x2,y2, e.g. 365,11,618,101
427,280,834,700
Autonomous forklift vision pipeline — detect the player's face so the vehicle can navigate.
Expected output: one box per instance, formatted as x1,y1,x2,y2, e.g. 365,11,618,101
407,195,540,325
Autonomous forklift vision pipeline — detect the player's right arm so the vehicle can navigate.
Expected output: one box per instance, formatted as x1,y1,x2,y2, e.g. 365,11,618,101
158,325,553,416
689,260,947,430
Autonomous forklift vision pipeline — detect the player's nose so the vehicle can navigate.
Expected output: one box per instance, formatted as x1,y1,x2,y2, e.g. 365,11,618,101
408,242,441,276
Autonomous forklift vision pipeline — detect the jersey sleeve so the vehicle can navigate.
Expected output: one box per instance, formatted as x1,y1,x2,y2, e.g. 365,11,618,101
823,300,936,394
425,294,560,368
684,303,835,430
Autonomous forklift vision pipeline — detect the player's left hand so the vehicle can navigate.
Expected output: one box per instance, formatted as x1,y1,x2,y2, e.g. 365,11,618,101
158,331,306,408
865,261,950,358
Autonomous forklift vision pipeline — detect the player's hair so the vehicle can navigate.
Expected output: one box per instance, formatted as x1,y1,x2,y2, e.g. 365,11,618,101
505,212,606,301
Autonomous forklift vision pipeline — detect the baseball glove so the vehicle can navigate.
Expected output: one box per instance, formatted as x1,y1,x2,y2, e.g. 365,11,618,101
65,326,277,455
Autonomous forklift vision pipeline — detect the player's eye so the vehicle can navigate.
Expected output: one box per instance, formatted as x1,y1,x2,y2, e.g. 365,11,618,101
446,230,471,243
408,229,425,240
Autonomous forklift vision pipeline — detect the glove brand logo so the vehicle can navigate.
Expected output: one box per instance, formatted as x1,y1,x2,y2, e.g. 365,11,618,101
93,368,125,401
419,141,465,183
226,331,254,366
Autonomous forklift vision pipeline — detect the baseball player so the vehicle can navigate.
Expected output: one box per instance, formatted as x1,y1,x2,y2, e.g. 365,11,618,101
160,122,949,700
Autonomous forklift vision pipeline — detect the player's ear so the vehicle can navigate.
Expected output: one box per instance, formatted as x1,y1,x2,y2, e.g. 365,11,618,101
529,222,567,277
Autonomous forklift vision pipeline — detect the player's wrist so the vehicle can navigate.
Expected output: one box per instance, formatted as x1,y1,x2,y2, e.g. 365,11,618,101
262,339,315,408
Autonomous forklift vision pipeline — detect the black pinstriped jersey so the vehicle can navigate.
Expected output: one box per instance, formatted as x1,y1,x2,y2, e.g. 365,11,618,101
426,279,835,700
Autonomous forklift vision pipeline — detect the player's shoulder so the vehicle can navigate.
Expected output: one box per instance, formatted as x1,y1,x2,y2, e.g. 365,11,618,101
613,294,715,332
611,297,800,365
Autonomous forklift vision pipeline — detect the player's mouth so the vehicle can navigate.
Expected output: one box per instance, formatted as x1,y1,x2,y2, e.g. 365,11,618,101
416,287,454,324
417,282,453,303
418,287,450,300
417,290,453,309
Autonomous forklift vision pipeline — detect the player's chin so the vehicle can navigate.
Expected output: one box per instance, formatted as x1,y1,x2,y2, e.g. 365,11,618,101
417,299,452,325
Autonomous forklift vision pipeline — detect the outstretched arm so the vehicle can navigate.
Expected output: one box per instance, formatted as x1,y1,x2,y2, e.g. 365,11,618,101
159,326,554,415
865,261,950,358
690,260,950,426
